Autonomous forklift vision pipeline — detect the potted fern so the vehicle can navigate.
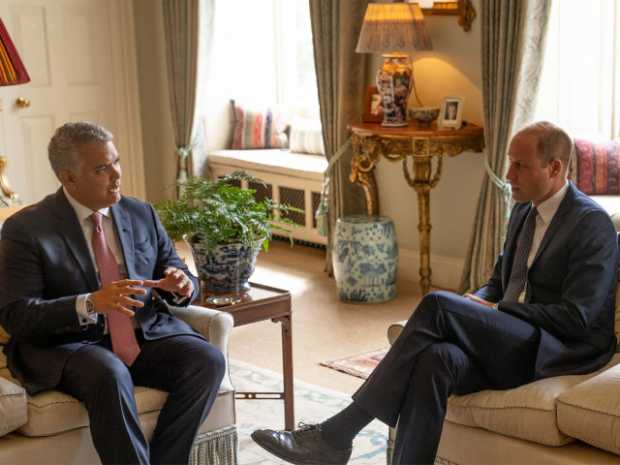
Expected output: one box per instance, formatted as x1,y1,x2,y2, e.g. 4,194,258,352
156,172,297,294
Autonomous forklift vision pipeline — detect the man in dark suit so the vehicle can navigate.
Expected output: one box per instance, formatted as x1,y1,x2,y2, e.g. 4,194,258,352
252,121,619,465
0,122,225,465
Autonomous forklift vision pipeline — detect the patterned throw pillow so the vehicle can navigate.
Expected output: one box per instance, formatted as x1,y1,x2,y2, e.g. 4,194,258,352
574,139,620,195
230,100,288,150
289,118,325,156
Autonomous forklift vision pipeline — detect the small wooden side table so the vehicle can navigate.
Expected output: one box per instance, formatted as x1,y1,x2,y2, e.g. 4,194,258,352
349,121,485,295
198,283,295,431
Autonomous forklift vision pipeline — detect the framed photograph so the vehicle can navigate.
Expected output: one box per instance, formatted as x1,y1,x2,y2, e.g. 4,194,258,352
362,85,383,123
438,96,464,129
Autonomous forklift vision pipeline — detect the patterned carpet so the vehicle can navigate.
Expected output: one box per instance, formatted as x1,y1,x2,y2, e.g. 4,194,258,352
231,359,388,465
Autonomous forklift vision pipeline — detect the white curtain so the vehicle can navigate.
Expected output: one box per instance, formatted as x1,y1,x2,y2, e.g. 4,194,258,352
534,0,620,140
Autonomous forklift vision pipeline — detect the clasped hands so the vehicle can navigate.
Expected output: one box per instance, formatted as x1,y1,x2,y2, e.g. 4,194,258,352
90,267,193,317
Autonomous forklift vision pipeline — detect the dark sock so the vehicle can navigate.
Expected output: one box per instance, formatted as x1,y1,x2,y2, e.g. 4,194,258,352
320,402,373,449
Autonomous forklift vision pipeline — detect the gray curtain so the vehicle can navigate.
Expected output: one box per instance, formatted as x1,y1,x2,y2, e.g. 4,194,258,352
460,0,551,292
162,0,200,196
309,0,369,274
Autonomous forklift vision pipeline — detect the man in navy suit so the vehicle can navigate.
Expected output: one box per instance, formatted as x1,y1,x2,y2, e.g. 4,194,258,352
252,121,619,465
0,122,225,465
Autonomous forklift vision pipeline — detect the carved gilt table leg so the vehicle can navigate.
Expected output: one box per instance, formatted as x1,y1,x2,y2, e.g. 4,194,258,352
403,140,443,295
350,135,379,215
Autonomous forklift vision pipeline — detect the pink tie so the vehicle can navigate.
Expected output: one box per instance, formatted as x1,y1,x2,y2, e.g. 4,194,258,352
90,212,141,366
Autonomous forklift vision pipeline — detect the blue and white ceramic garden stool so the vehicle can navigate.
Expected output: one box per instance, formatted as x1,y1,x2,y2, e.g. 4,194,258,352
333,215,398,303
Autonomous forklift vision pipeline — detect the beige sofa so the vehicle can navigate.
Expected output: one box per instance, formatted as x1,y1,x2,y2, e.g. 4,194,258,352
0,304,238,465
387,274,620,465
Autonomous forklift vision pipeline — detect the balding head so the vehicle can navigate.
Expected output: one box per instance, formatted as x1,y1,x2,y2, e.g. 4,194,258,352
513,121,573,174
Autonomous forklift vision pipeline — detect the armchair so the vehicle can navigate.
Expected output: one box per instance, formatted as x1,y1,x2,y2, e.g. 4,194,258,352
0,304,238,465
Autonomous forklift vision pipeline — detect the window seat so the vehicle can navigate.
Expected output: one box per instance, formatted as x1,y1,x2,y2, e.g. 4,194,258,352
207,149,328,245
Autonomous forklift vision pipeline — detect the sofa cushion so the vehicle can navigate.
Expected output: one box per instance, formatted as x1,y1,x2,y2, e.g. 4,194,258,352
445,354,620,446
19,386,169,437
0,376,27,437
557,360,620,456
17,379,235,437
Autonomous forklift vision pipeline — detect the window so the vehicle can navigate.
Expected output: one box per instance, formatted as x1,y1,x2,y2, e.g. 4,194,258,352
533,0,620,140
207,0,319,118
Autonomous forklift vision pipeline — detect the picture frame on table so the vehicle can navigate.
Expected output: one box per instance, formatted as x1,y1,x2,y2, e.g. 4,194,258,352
362,85,383,123
438,96,464,129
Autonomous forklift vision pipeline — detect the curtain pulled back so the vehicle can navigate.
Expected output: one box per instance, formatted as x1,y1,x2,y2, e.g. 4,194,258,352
310,0,369,274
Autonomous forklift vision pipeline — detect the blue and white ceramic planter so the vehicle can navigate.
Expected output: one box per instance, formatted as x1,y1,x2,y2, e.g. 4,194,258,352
190,240,262,293
333,215,398,303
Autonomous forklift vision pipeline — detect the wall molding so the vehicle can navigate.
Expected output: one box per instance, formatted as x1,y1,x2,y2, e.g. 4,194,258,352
397,247,464,292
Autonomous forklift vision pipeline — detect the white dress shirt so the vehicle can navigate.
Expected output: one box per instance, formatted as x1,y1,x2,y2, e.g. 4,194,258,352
63,188,128,326
527,181,569,267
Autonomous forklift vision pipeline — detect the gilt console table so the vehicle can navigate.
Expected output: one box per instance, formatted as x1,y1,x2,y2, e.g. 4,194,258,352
349,122,484,295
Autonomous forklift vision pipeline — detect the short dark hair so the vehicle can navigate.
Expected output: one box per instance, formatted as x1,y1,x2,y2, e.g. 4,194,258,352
516,121,573,167
48,122,113,174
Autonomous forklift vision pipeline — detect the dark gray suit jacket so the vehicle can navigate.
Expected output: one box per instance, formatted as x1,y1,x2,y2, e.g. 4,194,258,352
475,182,618,379
0,189,201,394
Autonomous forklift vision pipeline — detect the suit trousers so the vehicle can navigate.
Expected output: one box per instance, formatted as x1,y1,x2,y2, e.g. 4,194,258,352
58,332,226,465
352,291,541,465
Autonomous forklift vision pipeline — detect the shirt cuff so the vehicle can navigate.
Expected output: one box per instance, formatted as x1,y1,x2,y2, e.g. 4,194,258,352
76,293,97,326
171,291,191,305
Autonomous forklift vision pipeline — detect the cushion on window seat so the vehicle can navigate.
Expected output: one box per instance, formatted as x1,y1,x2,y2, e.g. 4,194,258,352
230,100,289,150
208,149,327,181
573,139,620,195
289,118,325,155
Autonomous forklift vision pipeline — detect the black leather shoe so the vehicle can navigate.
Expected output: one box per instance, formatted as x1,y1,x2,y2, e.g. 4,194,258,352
251,423,352,465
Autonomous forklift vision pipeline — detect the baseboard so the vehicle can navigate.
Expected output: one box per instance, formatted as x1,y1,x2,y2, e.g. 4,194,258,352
397,248,464,292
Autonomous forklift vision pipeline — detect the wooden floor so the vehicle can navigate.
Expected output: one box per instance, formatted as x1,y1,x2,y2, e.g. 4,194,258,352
230,241,422,394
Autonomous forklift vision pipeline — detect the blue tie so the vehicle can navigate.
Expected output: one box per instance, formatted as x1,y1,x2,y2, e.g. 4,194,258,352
504,206,537,303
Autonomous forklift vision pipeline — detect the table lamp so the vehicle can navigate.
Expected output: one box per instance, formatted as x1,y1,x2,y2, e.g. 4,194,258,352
356,2,432,127
0,18,31,206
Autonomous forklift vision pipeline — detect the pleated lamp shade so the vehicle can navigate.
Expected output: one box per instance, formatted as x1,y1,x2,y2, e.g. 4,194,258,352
0,19,30,86
356,2,433,53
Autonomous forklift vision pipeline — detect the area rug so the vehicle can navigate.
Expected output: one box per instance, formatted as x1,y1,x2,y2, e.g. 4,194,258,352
231,359,388,465
320,349,388,380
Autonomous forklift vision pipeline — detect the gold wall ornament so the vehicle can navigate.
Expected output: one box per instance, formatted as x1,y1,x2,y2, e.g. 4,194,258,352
349,121,484,295
421,0,477,32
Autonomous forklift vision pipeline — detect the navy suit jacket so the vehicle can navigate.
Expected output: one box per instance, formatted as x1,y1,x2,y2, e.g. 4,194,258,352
0,189,201,394
475,182,618,379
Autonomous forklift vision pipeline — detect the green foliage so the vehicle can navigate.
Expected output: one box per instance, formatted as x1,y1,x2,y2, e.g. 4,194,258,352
156,171,300,252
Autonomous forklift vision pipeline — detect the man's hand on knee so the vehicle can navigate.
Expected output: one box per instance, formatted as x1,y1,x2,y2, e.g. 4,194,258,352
90,279,147,317
463,293,496,309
